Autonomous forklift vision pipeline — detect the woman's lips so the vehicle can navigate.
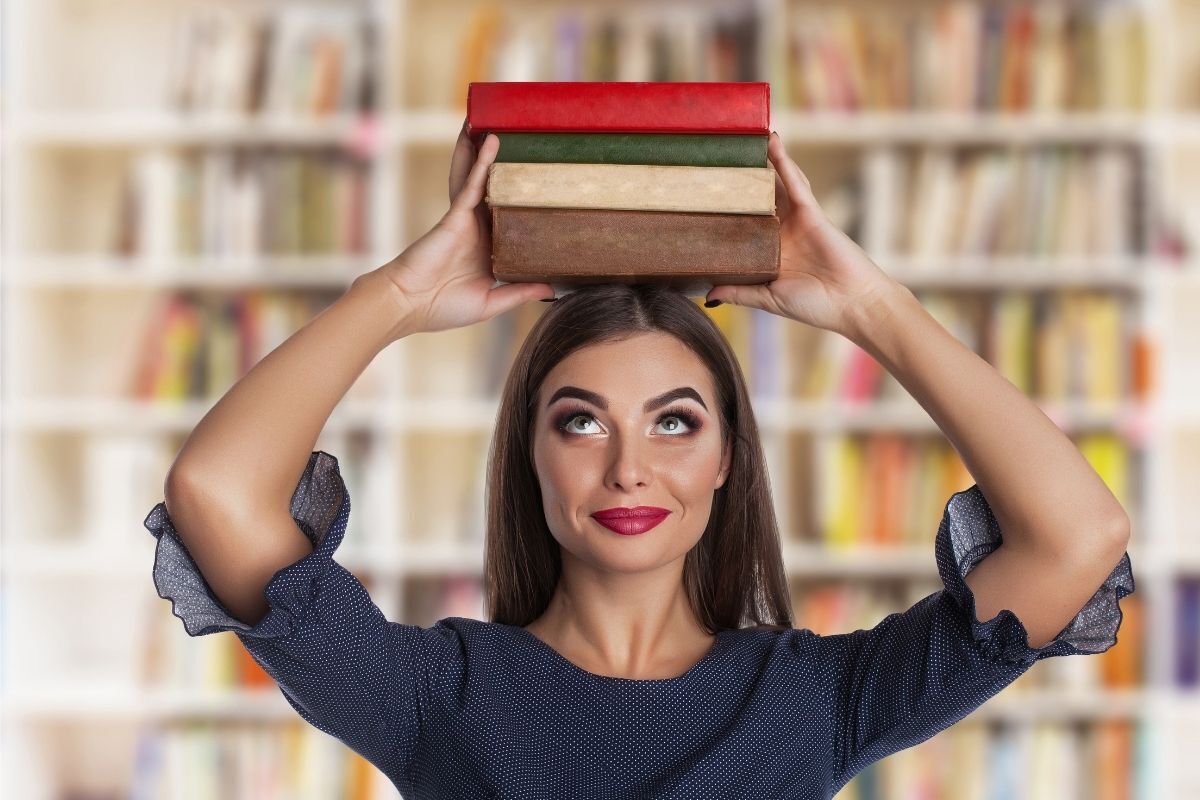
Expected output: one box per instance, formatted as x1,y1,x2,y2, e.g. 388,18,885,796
591,511,670,536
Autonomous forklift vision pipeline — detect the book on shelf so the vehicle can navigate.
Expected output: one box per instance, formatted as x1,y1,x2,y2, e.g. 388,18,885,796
116,149,370,260
872,145,1139,262
814,435,972,551
805,289,1133,408
468,81,779,293
452,6,760,99
131,722,374,799
1177,578,1200,688
166,5,376,117
783,3,1144,112
129,292,382,403
810,430,1133,549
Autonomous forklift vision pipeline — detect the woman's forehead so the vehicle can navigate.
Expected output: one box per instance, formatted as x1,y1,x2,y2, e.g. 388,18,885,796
551,333,701,374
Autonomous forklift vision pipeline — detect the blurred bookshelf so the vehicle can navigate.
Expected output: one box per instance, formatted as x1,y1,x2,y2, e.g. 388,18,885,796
3,0,1200,797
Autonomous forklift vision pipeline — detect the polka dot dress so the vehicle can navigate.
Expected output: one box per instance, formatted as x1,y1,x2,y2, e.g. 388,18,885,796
145,451,1135,799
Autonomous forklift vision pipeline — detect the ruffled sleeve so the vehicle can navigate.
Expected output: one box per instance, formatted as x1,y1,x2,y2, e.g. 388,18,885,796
936,483,1136,668
143,451,428,791
823,483,1136,796
144,450,351,638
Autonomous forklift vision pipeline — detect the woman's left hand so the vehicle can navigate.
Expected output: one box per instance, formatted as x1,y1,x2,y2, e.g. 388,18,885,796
704,132,902,339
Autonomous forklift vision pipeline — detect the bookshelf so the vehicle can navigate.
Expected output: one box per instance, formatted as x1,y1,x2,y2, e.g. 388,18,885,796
2,0,1198,797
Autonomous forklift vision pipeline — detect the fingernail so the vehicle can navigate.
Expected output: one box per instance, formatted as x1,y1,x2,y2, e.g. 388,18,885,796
540,297,557,302
704,299,723,308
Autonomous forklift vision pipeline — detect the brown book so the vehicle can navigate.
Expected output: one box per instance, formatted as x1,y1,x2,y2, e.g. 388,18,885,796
490,206,779,292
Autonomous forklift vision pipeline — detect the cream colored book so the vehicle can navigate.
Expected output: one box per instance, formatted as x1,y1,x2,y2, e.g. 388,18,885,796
486,162,777,215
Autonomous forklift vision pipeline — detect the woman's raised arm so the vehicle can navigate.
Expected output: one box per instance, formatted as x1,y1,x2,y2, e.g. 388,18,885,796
163,272,412,625
708,131,1132,650
163,121,554,626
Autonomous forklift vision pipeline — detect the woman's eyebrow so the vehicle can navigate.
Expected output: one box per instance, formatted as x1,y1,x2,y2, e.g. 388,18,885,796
546,386,708,413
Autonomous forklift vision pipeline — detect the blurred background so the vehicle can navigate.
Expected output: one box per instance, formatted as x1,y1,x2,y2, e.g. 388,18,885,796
2,0,1199,797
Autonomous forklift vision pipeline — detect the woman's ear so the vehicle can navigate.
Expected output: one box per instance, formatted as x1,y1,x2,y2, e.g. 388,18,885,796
716,440,733,489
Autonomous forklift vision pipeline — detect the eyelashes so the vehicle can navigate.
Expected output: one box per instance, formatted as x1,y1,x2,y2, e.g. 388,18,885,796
553,404,703,437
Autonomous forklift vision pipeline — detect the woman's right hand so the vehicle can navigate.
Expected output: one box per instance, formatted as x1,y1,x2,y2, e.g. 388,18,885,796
362,120,557,337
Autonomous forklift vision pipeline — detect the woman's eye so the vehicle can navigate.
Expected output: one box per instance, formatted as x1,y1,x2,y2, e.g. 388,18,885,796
558,413,593,434
657,415,693,434
563,414,595,434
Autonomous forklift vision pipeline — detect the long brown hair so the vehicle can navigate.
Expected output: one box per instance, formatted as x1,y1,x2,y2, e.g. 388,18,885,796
483,283,793,634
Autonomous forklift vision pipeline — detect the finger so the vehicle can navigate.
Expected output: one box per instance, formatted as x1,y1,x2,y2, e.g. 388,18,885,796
482,281,557,322
773,165,792,218
448,119,475,203
450,133,499,215
768,132,817,210
474,198,493,244
769,131,811,189
704,282,772,312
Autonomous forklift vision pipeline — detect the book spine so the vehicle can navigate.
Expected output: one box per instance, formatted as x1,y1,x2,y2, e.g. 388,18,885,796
1177,579,1200,687
486,162,776,215
493,132,769,167
466,81,770,139
491,206,779,282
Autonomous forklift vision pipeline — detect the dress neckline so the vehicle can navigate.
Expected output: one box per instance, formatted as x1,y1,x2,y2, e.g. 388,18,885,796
508,624,733,684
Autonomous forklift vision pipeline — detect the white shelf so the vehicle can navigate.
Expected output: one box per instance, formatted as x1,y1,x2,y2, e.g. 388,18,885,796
3,686,298,720
2,254,378,288
881,255,1155,288
10,111,380,146
971,687,1155,722
2,397,392,432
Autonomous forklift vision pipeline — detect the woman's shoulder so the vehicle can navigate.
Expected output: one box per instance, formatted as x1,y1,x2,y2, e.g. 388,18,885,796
726,623,830,670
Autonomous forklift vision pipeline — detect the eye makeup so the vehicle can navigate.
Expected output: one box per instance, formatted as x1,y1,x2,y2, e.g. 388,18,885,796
553,404,703,437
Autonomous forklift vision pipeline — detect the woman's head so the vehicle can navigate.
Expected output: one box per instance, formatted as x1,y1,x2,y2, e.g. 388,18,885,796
484,283,792,634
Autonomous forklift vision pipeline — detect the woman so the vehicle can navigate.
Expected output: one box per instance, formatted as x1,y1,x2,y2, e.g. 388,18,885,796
146,122,1135,798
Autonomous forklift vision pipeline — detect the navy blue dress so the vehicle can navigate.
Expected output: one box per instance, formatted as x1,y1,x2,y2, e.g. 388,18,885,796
144,451,1135,799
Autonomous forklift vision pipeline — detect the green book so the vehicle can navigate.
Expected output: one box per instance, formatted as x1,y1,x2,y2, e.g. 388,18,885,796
494,132,768,167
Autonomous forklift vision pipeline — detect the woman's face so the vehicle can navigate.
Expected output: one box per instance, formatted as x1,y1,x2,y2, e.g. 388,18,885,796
531,331,732,573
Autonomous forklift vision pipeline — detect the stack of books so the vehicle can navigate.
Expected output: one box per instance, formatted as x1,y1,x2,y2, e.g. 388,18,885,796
465,81,781,297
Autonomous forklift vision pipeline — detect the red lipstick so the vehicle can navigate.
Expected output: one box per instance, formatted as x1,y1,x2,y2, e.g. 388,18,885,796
591,506,671,536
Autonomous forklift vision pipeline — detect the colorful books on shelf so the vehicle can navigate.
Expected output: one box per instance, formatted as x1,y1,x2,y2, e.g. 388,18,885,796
784,3,1146,113
810,430,1134,550
167,5,376,117
467,81,781,296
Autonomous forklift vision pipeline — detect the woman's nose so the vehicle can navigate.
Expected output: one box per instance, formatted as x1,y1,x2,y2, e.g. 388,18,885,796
604,437,654,490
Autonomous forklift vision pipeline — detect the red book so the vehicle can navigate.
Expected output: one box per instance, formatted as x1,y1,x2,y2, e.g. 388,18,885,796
466,81,771,142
